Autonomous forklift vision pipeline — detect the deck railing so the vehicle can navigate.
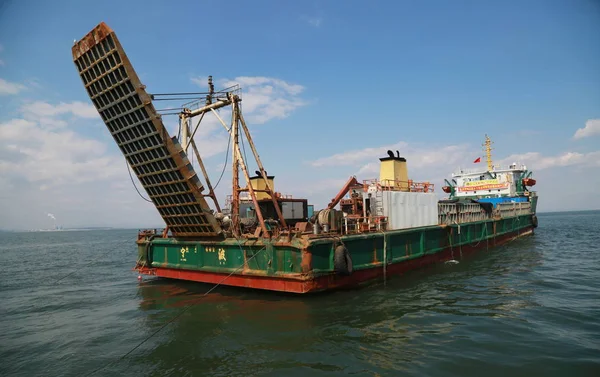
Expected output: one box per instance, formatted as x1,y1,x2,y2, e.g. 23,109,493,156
363,179,435,193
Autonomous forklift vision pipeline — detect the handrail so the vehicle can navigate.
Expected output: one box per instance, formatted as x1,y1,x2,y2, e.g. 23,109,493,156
362,178,435,193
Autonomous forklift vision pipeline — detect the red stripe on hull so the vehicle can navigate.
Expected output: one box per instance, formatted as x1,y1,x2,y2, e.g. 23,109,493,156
137,227,534,294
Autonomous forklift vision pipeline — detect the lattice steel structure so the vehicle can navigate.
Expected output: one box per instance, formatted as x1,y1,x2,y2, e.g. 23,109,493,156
72,22,222,238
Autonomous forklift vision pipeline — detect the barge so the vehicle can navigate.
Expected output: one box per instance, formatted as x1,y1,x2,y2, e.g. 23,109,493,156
72,22,539,294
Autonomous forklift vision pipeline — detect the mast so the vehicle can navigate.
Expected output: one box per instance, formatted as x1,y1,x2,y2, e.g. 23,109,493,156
172,78,286,237
484,134,493,171
231,93,240,236
180,114,187,151
230,93,270,237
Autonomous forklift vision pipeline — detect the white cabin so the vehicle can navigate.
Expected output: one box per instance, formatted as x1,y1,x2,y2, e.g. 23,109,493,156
451,163,527,199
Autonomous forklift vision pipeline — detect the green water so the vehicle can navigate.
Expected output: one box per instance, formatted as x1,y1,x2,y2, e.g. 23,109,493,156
1,211,599,376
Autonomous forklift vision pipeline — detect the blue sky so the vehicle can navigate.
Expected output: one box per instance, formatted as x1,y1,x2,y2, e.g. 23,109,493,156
0,0,599,229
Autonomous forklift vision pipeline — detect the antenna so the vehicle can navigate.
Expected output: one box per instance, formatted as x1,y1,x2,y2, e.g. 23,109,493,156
483,134,494,171
206,75,215,105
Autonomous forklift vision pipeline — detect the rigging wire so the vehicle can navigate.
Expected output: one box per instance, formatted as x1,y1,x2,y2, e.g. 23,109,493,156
151,91,210,96
237,100,251,173
155,111,184,116
150,86,238,97
85,243,269,377
213,127,233,191
52,239,134,284
152,97,217,101
155,107,186,112
126,158,153,203
188,112,206,143
240,124,250,174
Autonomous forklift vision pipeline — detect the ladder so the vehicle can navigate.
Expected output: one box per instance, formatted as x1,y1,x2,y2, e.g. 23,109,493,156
374,190,385,217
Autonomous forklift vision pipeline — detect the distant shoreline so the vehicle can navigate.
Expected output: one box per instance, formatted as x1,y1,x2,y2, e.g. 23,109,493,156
0,227,161,233
1,209,599,232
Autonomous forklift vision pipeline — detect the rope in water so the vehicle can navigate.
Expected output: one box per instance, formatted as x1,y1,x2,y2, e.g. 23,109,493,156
86,241,268,376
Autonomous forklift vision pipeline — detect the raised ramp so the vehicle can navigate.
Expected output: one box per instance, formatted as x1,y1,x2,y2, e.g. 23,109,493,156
72,22,222,238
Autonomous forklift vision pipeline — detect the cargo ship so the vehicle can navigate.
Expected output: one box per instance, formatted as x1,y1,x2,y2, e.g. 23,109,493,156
72,22,539,294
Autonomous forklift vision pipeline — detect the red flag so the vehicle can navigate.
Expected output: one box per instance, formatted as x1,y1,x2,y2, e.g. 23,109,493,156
473,157,481,163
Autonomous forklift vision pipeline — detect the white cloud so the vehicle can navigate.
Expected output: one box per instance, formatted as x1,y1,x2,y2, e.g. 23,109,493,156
185,75,307,160
0,119,37,140
311,139,600,181
224,76,305,96
302,141,473,207
573,119,600,140
0,78,26,95
38,117,68,129
308,17,322,27
300,15,323,28
20,101,99,119
0,110,162,230
310,142,408,167
0,118,122,187
310,142,467,173
496,151,600,170
0,96,137,230
192,75,307,125
0,59,5,66
305,139,600,211
190,76,206,88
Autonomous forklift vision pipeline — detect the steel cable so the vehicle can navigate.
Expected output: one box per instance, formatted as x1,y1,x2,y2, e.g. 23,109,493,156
86,242,268,377
125,158,152,203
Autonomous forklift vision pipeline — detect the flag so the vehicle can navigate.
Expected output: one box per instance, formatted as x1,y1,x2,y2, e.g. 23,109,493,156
473,157,481,163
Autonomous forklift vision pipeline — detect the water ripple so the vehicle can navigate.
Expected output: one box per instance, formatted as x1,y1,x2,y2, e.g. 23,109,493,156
1,213,600,376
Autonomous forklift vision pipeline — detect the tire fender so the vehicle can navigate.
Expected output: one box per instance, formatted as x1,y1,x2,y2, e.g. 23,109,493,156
532,214,538,228
334,245,353,275
145,235,155,266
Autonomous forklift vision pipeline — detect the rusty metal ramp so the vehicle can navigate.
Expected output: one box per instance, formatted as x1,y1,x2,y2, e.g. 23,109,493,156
72,22,222,238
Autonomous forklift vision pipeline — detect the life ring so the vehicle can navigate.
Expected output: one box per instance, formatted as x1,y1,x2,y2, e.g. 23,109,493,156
531,214,538,228
334,245,353,276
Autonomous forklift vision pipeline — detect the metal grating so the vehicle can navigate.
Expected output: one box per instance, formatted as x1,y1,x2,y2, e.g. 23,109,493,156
72,22,222,238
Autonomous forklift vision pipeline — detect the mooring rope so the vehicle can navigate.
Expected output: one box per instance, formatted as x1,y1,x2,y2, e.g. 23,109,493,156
125,158,152,203
53,238,134,284
86,242,268,377
466,224,488,248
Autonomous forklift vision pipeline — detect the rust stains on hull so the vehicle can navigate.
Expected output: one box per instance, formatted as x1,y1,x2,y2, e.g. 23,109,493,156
137,226,534,294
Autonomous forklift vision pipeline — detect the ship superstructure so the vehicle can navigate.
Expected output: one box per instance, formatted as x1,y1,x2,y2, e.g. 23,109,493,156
442,135,538,211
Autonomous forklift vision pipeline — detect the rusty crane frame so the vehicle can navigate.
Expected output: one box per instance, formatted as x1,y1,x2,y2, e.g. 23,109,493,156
177,78,287,238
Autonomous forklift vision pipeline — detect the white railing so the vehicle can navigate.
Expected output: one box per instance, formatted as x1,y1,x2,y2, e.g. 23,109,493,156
452,164,527,176
451,168,487,176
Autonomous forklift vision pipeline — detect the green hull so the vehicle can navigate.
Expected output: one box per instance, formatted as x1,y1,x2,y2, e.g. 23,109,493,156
137,214,536,293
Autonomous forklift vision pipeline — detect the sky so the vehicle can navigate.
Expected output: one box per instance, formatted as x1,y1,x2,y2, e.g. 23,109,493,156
0,0,599,230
